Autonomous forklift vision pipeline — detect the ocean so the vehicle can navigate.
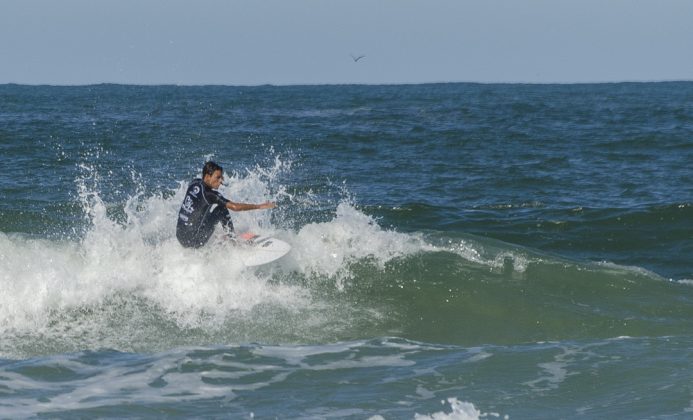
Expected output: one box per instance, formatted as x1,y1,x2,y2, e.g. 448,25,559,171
0,82,691,418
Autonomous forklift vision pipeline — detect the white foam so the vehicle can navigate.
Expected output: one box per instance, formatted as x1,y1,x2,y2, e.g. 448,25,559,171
414,398,507,420
523,347,579,392
0,347,289,418
0,162,307,354
593,261,667,282
0,159,507,356
286,202,434,289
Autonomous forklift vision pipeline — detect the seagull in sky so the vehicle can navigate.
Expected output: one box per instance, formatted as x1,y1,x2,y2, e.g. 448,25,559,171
351,54,366,62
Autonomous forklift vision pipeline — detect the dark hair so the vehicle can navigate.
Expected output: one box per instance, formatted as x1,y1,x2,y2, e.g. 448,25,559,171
202,161,223,177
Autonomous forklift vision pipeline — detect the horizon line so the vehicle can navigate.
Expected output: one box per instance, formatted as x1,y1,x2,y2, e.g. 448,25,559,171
2,78,692,88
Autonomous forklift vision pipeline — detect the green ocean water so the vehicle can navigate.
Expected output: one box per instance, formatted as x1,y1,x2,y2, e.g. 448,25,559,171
0,83,692,418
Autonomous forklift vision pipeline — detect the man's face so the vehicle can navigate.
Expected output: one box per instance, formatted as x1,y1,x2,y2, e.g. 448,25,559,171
203,169,224,189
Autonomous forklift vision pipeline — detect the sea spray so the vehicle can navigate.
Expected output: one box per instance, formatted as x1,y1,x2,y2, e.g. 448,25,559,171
4,172,691,357
0,158,435,356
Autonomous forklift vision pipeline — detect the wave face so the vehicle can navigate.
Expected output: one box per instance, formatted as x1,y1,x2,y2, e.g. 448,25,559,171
0,83,692,417
1,164,691,358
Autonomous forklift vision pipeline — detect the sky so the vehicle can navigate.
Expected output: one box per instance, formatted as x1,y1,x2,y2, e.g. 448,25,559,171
1,0,692,85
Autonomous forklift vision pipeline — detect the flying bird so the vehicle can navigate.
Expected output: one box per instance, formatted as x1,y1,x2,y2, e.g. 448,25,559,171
350,54,366,62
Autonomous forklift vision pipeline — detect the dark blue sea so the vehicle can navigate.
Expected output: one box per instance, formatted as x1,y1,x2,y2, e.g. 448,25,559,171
0,83,692,418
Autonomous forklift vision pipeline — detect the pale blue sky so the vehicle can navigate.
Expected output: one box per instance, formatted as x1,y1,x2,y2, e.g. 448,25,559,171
1,0,692,85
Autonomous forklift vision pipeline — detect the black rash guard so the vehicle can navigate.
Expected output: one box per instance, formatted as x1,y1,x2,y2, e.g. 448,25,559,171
176,178,233,248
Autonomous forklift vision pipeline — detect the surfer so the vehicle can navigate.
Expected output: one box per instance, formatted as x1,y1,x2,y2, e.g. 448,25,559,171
176,161,276,248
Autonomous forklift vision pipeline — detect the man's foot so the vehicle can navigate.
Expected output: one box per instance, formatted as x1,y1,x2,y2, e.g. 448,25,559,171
240,232,258,241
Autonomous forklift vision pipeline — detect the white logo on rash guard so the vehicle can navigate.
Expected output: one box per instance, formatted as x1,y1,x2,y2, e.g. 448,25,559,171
182,196,194,214
190,186,201,197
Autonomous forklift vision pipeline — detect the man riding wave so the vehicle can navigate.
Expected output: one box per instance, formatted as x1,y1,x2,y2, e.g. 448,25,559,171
176,161,275,248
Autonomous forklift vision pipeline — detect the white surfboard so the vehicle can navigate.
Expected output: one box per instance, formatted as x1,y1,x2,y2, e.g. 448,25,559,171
237,234,291,267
